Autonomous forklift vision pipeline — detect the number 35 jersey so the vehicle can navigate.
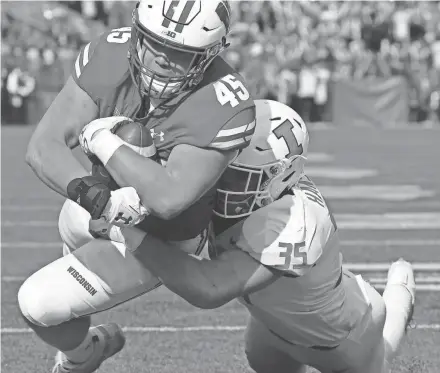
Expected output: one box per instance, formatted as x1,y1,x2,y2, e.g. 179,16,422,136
71,27,256,241
214,176,369,348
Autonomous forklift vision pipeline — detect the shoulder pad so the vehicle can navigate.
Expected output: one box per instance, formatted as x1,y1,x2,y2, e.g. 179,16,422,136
175,59,255,151
72,27,131,102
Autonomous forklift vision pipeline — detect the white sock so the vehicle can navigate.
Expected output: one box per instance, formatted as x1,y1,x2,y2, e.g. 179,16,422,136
382,284,412,361
63,330,94,363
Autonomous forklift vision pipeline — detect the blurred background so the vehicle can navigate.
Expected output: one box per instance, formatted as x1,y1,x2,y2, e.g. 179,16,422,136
2,0,440,126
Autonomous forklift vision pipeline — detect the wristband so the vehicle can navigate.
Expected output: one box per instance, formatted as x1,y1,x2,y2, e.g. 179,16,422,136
92,130,125,166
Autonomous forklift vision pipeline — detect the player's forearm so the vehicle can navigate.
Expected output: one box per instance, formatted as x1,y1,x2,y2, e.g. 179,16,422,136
104,147,185,219
26,139,89,198
135,238,232,309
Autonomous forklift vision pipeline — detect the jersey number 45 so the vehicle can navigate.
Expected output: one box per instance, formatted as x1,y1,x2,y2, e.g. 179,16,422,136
214,74,250,108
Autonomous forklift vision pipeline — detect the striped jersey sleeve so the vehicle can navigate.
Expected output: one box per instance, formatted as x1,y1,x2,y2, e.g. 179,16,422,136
208,106,256,151
69,28,131,105
71,38,100,90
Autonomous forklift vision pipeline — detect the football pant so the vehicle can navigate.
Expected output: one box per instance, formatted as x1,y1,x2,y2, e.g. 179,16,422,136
244,272,388,373
18,199,208,327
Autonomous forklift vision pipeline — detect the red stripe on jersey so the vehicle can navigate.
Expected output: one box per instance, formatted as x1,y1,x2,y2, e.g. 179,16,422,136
210,135,252,151
209,106,256,151
213,125,255,143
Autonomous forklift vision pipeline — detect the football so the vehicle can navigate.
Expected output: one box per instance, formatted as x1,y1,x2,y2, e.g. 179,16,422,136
91,120,156,189
112,120,156,158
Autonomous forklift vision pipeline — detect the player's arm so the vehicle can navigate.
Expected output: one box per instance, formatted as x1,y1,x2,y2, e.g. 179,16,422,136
104,145,233,219
25,76,98,197
133,235,282,309
103,107,255,220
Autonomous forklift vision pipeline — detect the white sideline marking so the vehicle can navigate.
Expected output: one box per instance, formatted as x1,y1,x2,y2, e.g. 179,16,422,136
4,213,440,229
1,205,61,212
369,277,440,284
1,242,63,249
4,274,440,291
306,153,334,163
3,239,440,250
3,277,440,291
337,213,440,230
2,221,57,227
346,263,440,271
1,272,440,286
3,276,25,282
1,324,439,335
306,167,378,180
319,185,435,201
2,262,438,283
340,239,440,247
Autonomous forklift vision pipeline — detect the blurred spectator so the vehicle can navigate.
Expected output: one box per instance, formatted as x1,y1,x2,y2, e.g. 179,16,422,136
2,0,440,124
4,64,35,124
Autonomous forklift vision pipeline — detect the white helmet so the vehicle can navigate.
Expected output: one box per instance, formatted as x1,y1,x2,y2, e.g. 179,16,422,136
129,0,231,99
215,100,309,218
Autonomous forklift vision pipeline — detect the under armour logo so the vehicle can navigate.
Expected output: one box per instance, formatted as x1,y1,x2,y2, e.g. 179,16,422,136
150,129,165,142
114,212,132,225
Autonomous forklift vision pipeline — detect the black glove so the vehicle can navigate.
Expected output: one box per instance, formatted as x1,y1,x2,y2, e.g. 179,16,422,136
67,175,111,219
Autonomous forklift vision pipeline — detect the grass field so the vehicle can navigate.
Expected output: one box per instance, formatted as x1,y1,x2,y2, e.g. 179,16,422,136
1,125,440,373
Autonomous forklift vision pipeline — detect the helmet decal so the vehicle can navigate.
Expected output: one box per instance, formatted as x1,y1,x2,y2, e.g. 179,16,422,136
161,1,199,33
215,1,231,33
272,119,304,159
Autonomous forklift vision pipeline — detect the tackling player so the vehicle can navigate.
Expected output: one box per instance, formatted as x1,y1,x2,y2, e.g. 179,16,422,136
21,1,255,372
114,100,415,373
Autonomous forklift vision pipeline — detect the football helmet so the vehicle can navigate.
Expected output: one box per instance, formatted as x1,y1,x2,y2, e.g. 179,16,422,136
129,0,231,99
214,100,309,218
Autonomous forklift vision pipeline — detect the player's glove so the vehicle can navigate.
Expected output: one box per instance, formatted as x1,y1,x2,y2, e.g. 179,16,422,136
67,176,111,220
79,116,132,159
99,187,149,228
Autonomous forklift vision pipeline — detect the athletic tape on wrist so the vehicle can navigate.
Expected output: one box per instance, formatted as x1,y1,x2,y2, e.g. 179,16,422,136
92,130,125,166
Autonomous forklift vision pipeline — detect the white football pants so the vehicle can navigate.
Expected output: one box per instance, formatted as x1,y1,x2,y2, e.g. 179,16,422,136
18,200,208,326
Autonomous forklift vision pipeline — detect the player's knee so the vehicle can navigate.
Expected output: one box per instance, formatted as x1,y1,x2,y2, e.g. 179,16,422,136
18,273,72,327
58,199,94,252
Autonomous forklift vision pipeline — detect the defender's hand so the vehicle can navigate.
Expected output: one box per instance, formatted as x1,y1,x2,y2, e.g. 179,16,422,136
89,220,147,252
79,116,132,156
100,187,149,227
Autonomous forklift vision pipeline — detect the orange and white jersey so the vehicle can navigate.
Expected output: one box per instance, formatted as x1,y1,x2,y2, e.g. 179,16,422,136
215,176,370,348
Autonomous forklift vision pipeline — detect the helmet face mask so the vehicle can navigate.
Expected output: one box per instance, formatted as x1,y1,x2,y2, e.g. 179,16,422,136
214,100,309,219
128,1,230,99
215,157,305,218
216,164,266,218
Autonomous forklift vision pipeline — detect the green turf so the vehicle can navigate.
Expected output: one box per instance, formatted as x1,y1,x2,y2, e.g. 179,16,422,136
2,331,439,373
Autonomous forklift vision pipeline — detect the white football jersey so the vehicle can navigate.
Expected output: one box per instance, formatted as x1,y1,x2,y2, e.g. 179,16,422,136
214,176,370,348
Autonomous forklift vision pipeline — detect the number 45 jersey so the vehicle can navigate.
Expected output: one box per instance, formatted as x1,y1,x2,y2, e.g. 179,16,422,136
72,27,256,241
214,176,371,348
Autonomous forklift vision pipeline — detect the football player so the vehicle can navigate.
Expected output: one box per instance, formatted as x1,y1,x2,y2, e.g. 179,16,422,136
19,100,415,372
108,100,414,373
21,0,255,372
